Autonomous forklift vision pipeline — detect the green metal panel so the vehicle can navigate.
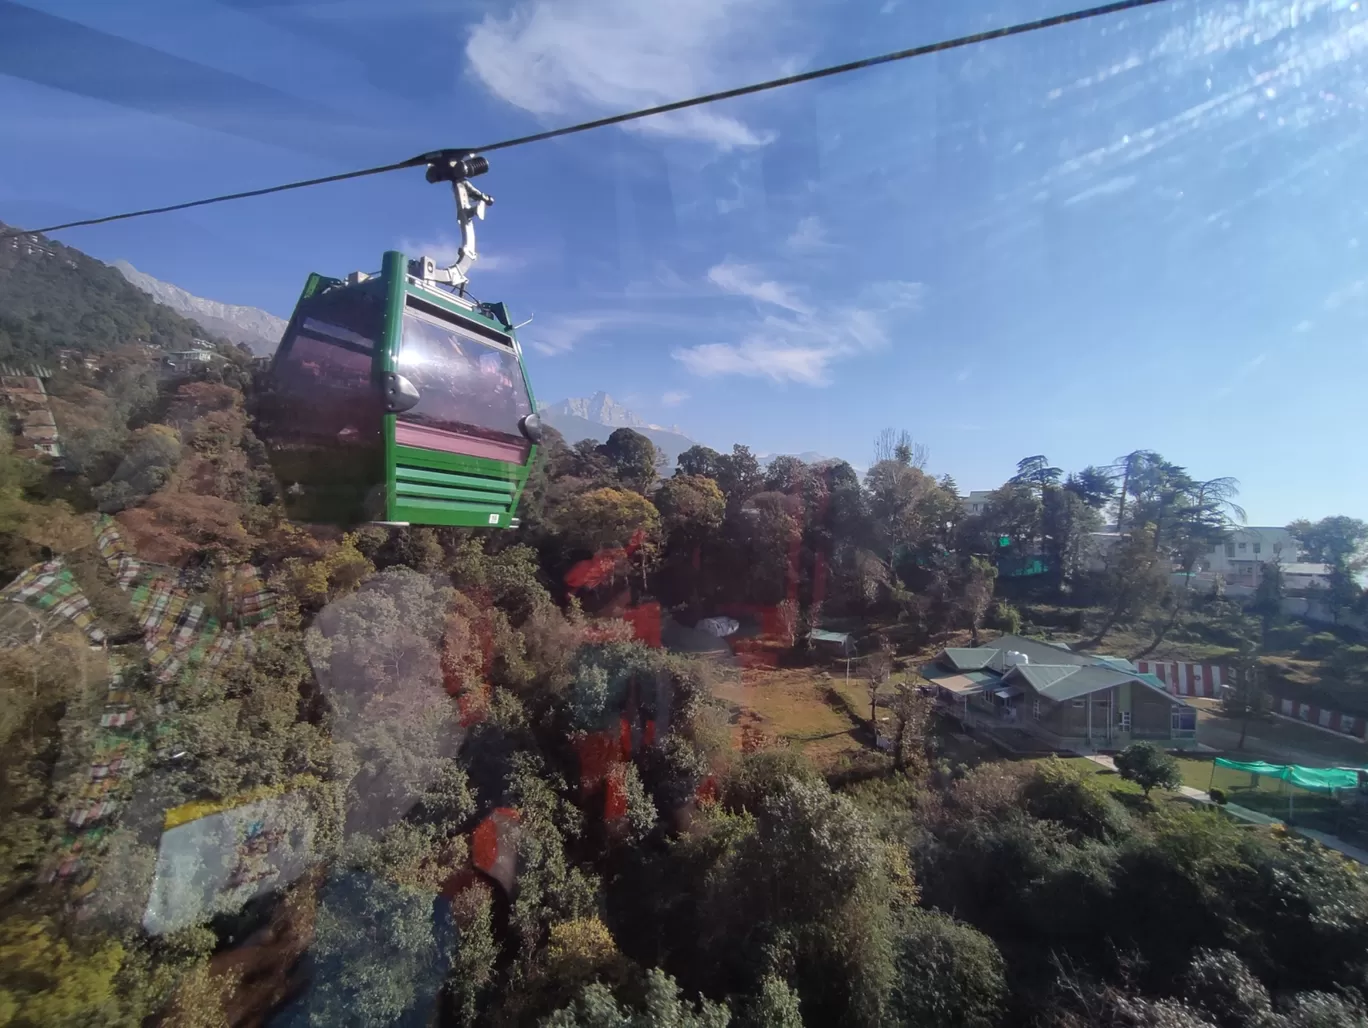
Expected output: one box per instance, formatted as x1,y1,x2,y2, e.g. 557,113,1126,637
341,249,537,527
378,251,408,520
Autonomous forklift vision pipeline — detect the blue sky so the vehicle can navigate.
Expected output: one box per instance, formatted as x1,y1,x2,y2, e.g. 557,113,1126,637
2,0,1367,525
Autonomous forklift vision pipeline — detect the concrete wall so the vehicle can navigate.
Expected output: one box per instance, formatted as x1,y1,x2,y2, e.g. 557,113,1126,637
1132,685,1175,737
1205,527,1295,574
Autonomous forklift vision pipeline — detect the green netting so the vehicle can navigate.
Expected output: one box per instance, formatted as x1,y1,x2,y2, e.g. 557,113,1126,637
1214,757,1365,794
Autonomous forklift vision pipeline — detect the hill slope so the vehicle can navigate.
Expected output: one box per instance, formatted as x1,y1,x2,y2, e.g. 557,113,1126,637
113,260,285,356
0,224,220,361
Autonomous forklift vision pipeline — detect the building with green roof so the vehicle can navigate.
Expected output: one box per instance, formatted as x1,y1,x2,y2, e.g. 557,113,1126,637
920,634,1197,751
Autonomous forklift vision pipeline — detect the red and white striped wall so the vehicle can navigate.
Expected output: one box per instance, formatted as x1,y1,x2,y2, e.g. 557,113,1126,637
1276,698,1368,740
1134,660,1227,698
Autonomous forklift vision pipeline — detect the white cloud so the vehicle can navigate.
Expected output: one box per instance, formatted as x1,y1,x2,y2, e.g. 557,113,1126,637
674,276,924,385
706,262,812,313
525,314,614,356
398,237,526,273
660,390,690,407
673,340,834,385
464,0,790,149
785,215,838,253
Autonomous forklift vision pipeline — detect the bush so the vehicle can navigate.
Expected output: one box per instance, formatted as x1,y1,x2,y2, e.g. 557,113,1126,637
1020,757,1129,841
986,600,1022,635
1115,742,1182,798
887,910,1007,1028
1208,788,1227,805
1300,632,1343,660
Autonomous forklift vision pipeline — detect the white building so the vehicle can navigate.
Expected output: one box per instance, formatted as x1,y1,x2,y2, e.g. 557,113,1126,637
961,490,996,516
1202,526,1296,581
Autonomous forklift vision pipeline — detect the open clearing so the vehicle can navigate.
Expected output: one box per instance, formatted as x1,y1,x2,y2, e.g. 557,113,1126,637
709,664,876,767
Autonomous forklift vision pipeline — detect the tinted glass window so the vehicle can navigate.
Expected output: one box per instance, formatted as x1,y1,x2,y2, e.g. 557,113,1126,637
273,286,382,437
395,306,532,441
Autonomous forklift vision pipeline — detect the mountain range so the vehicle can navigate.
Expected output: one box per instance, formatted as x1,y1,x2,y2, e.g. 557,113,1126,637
539,392,697,465
112,260,286,356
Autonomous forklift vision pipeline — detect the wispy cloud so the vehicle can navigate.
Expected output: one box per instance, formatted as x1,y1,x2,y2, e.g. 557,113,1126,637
707,262,812,313
464,0,793,149
954,364,974,383
660,390,690,407
1062,175,1137,206
785,215,838,253
673,277,925,385
1213,352,1268,399
524,314,614,356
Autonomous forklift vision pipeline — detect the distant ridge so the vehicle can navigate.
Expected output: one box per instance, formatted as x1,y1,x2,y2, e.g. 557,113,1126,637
112,260,285,356
540,391,696,466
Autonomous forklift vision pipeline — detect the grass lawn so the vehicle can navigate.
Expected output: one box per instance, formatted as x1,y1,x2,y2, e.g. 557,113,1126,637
709,665,872,767
1030,756,1222,807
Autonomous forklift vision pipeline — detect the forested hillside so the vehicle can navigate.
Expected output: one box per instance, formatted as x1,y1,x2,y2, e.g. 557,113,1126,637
0,224,230,362
2,228,1368,1028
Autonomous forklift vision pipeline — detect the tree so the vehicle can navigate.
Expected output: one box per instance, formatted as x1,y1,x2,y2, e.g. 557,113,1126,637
961,555,996,645
1111,449,1161,530
1251,561,1285,645
555,488,662,587
654,475,725,542
1010,454,1062,494
737,975,803,1028
865,645,893,736
293,870,452,1027
1041,484,1100,594
865,460,960,570
1288,515,1368,571
889,682,932,774
599,428,658,493
886,910,1007,1028
676,444,723,479
1090,526,1170,646
542,968,730,1028
1115,741,1181,797
1064,465,1117,511
873,428,927,469
1178,949,1275,1028
714,445,763,509
1326,565,1363,625
977,483,1043,562
1171,476,1245,579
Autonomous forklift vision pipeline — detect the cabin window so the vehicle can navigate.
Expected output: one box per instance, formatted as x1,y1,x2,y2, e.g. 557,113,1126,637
396,305,533,443
273,286,383,438
1118,710,1132,731
1032,699,1041,720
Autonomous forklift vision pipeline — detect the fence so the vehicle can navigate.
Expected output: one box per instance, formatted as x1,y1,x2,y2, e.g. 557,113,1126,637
1133,660,1228,697
1274,697,1368,740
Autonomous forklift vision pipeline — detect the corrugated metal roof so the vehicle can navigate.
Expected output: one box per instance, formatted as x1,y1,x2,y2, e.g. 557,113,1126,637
928,672,992,696
1036,665,1137,701
989,634,1092,667
1007,664,1080,692
810,629,851,644
1094,655,1137,671
941,647,998,671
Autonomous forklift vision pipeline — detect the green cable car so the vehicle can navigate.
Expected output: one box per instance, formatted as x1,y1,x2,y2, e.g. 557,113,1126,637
256,155,543,528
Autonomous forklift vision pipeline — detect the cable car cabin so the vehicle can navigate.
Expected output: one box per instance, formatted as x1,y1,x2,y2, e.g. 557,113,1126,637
257,250,540,528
